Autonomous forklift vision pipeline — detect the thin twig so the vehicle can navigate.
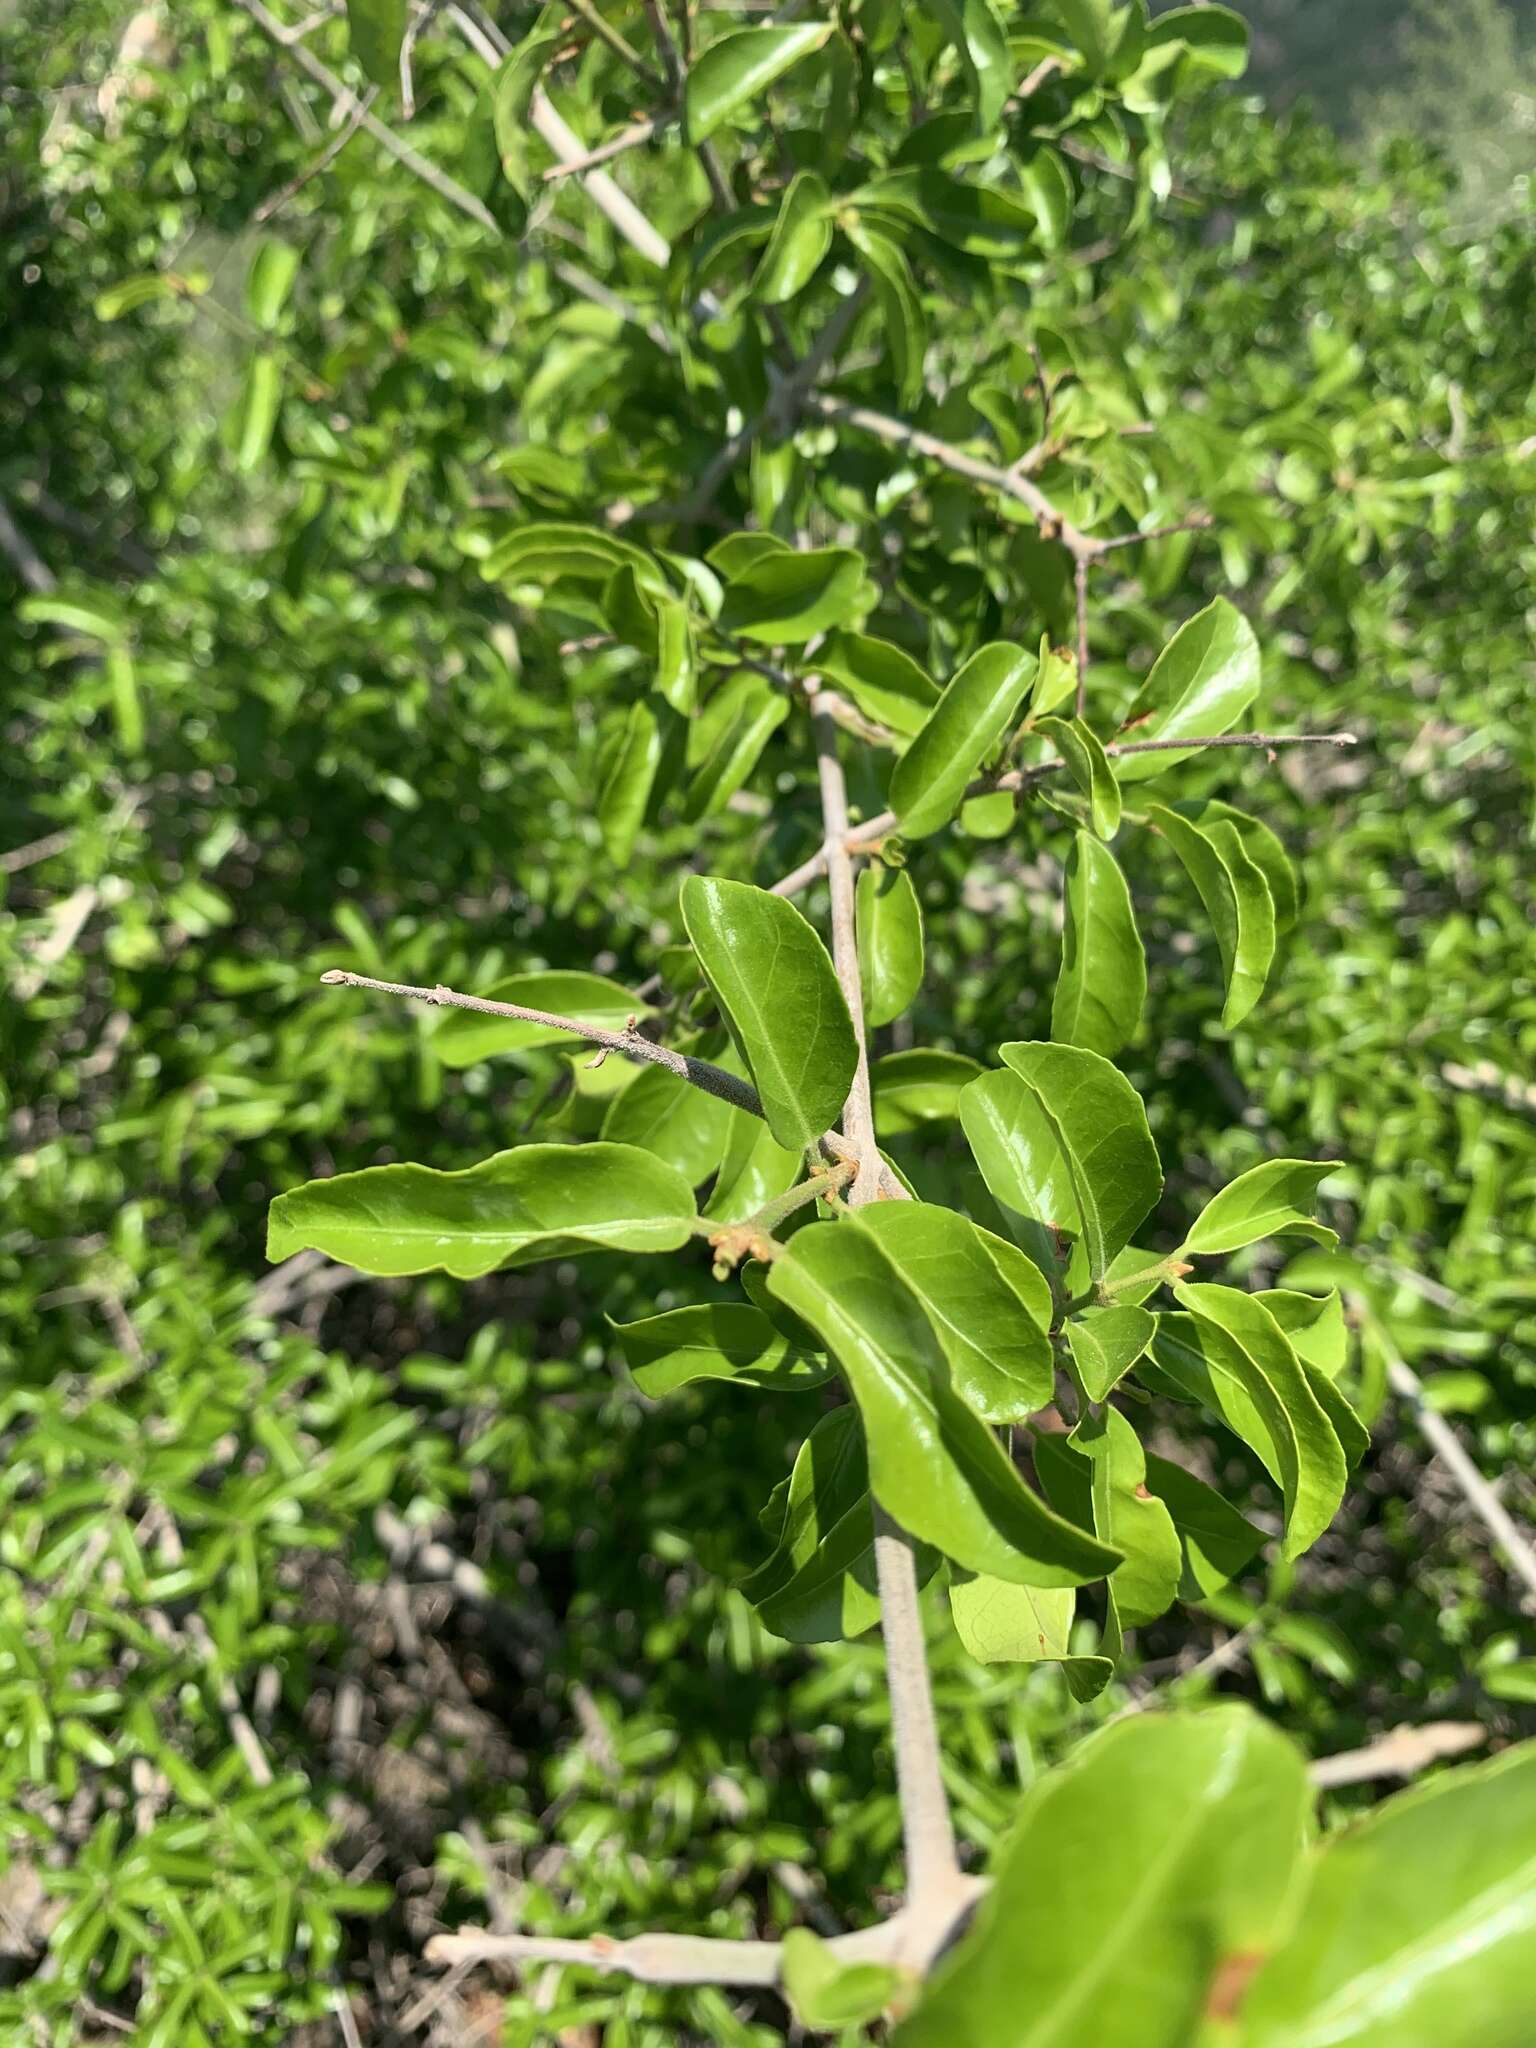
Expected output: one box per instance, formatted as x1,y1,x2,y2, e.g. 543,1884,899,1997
542,115,666,181
0,493,56,593
1386,1351,1536,1605
318,968,764,1117
565,0,665,86
1094,513,1215,553
254,81,377,220
1309,1721,1485,1789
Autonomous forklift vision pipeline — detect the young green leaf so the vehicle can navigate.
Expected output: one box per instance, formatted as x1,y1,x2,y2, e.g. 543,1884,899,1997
859,168,1050,259
345,0,407,88
751,171,833,305
816,629,940,737
959,1064,1082,1281
1238,1741,1536,2048
845,222,927,407
1142,1453,1265,1598
1182,1157,1341,1257
1051,832,1146,1058
716,546,864,644
680,877,858,1150
598,699,663,864
704,1109,803,1223
610,1303,831,1397
1063,1303,1154,1401
769,1223,1118,1586
853,1202,1054,1423
601,1063,735,1185
889,643,1037,838
481,522,663,592
856,864,925,1028
781,1928,904,2032
1170,797,1298,931
1114,598,1261,778
266,1143,696,1278
233,353,282,473
1258,1288,1348,1376
1035,716,1122,837
1149,803,1277,1027
1165,1283,1348,1558
681,671,788,820
684,23,834,144
998,1042,1163,1282
893,1709,1310,2048
931,0,1014,130
1072,1405,1182,1629
947,1576,1113,1697
245,241,300,331
872,1049,983,1135
434,972,653,1067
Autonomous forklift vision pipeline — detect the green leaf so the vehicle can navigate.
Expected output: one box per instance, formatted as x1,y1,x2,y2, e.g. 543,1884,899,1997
610,1304,831,1398
959,1064,1081,1281
684,24,834,144
781,1928,903,2031
598,699,664,864
105,646,143,753
856,865,924,1029
1165,1284,1348,1558
18,594,128,641
1238,1741,1536,2048
682,670,788,821
245,240,300,330
233,353,281,472
704,1109,803,1223
1063,1304,1154,1401
853,1203,1054,1424
751,171,833,305
845,222,926,408
1258,1288,1348,1376
1171,797,1298,932
1035,715,1122,837
893,1708,1311,2048
1149,803,1277,1027
872,1049,982,1135
717,545,864,644
768,1223,1119,1586
741,1407,901,1643
481,522,663,592
266,1143,696,1278
998,1043,1163,1283
860,169,1049,259
1182,1158,1341,1257
931,0,1014,130
1142,1453,1265,1599
816,629,939,736
95,271,195,320
1115,598,1261,779
947,1575,1113,1697
1071,1405,1182,1629
491,33,562,193
434,972,653,1067
601,1063,734,1185
1051,832,1145,1058
680,877,858,1150
889,643,1037,838
345,0,407,88
705,532,791,579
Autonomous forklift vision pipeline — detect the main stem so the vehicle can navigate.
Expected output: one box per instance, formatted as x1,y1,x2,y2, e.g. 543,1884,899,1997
810,699,961,1915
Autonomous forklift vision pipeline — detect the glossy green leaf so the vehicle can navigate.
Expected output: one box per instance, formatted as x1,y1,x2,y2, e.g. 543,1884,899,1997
1115,598,1261,778
817,629,939,737
872,1049,983,1135
598,698,663,864
234,353,281,473
1031,636,1079,716
998,1042,1163,1283
1183,1157,1340,1256
845,222,926,407
1036,716,1122,837
1259,1288,1348,1376
860,169,1049,259
1166,1283,1348,1557
769,1223,1118,1586
1072,1405,1182,1629
1150,803,1277,1027
1064,1303,1154,1401
1051,832,1145,1058
481,522,662,592
1172,797,1298,932
344,0,407,88
1142,1453,1266,1598
717,545,864,644
1238,1741,1536,2048
266,1143,696,1278
491,33,562,193
948,1576,1112,1697
894,1708,1310,2048
932,0,1013,130
610,1303,831,1398
853,1202,1054,1424
889,643,1037,838
680,877,858,1150
856,865,924,1028
245,241,300,330
751,171,833,305
704,1109,803,1223
684,24,834,144
601,1063,734,1185
959,1064,1082,1281
434,972,652,1067
781,1928,903,2031
682,671,788,820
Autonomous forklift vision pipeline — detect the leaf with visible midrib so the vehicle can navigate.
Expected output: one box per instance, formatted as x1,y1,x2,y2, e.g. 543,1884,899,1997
610,1303,831,1397
1051,833,1145,1058
1149,804,1277,1027
1115,597,1260,778
680,876,857,1150
890,643,1037,838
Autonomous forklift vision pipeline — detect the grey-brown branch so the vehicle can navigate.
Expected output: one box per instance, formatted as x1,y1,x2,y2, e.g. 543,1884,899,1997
318,970,763,1118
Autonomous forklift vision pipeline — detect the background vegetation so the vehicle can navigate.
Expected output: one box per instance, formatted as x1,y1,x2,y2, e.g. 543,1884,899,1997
3,0,1533,2041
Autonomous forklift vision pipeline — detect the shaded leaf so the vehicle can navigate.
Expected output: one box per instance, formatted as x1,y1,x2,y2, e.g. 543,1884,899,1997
872,1049,983,1135
1036,716,1122,837
601,1062,734,1185
1149,803,1277,1027
752,171,833,305
1142,1453,1266,1598
345,0,407,88
684,24,834,144
1064,1303,1154,1401
817,629,939,737
435,972,652,1067
889,642,1036,838
1072,1405,1182,1629
948,1575,1112,1697
610,1303,831,1397
782,1928,903,2031
856,864,924,1028
717,546,864,644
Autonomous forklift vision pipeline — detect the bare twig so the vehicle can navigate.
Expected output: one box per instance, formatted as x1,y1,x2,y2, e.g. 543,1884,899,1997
1385,1351,1536,1605
542,116,667,181
1,826,75,876
318,968,764,1117
254,81,377,219
1309,1721,1486,1789
0,493,56,593
565,0,665,86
